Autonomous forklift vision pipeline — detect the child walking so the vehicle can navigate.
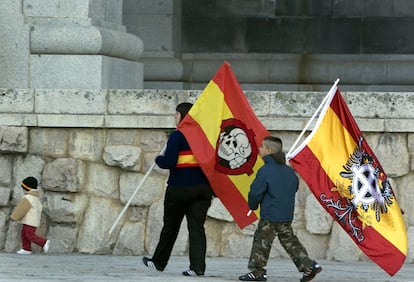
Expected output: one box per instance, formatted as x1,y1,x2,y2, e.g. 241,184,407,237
239,136,322,282
10,176,50,255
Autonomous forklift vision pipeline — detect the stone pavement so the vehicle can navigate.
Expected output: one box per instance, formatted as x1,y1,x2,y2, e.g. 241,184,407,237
0,253,413,282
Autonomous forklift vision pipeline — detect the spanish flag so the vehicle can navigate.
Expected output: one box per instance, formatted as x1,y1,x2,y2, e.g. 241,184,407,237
178,62,269,228
287,83,407,276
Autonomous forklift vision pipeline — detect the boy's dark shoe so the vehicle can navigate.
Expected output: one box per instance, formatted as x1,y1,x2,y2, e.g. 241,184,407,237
142,256,163,271
300,262,322,282
182,269,204,276
239,270,267,281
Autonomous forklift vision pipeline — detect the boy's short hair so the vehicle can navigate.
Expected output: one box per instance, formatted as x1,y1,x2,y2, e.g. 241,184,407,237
263,136,283,153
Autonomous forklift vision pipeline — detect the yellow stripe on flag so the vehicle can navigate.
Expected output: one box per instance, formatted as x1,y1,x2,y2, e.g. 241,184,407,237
190,81,233,147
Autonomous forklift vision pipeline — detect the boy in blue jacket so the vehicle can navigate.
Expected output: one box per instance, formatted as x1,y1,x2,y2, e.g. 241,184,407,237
239,136,322,282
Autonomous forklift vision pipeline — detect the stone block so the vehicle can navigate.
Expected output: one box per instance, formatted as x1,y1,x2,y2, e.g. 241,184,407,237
42,158,85,192
0,209,8,249
68,130,105,162
35,89,107,115
112,222,145,255
119,171,164,206
397,174,414,226
46,224,78,253
103,145,142,171
0,156,13,186
108,89,177,115
0,188,11,206
0,1,30,88
305,195,333,235
0,89,34,113
407,226,414,263
326,223,362,262
44,192,87,223
23,0,89,18
37,115,104,128
77,197,120,254
4,220,20,253
372,133,409,177
29,128,69,158
0,114,37,127
85,163,119,199
0,126,28,153
30,55,143,89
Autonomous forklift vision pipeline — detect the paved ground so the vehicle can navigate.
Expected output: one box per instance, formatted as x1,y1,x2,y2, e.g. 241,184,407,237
0,253,413,282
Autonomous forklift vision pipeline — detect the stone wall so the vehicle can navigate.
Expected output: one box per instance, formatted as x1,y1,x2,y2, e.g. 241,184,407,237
0,88,413,265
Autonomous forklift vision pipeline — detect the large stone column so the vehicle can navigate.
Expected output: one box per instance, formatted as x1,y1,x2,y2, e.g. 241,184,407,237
0,0,144,89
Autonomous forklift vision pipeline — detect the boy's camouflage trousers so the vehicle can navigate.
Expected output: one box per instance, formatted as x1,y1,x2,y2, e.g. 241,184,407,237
247,219,314,274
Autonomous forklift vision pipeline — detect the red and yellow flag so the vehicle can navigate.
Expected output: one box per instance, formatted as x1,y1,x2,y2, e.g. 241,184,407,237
288,85,407,276
178,61,269,228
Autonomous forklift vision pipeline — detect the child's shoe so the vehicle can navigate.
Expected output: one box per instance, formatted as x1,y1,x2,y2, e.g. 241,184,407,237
239,270,267,281
43,240,50,253
301,261,322,282
17,249,32,255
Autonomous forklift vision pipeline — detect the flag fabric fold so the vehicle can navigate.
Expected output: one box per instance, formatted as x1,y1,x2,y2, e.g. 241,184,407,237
287,85,407,276
178,61,269,228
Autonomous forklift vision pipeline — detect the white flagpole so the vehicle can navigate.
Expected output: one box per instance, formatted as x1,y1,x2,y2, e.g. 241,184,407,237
286,78,340,159
108,144,166,234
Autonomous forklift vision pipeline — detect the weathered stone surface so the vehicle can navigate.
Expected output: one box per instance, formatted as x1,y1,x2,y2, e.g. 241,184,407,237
44,192,88,223
47,225,78,253
369,133,409,177
305,194,333,234
85,162,119,199
103,145,142,171
29,128,69,157
0,126,28,153
4,220,20,253
119,172,164,206
407,226,414,263
68,130,105,162
77,197,121,254
396,174,414,226
0,187,11,206
112,222,145,255
0,156,13,186
42,158,85,192
326,223,362,262
220,222,252,258
0,209,8,249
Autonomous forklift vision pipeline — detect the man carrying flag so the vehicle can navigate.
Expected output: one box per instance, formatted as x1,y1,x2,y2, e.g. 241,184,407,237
178,61,269,228
287,81,408,276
